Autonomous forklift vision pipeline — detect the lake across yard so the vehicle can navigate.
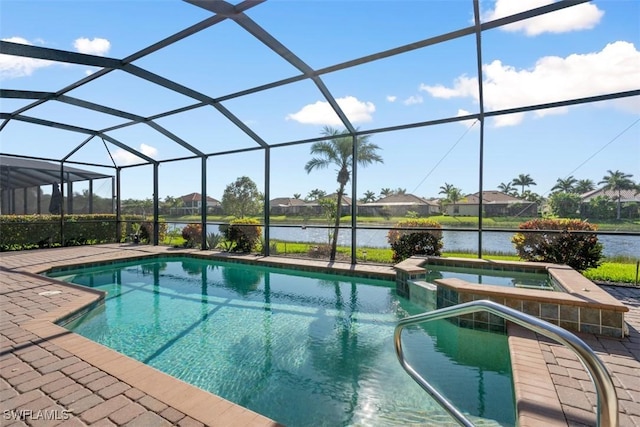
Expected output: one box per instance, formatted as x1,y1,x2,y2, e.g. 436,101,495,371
177,224,638,258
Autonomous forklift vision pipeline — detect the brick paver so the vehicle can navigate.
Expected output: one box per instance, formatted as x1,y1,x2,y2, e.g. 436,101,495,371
124,412,173,427
108,401,147,425
15,372,65,393
79,395,131,424
67,393,104,414
537,284,640,427
85,375,118,392
2,244,636,426
97,382,131,400
178,416,206,427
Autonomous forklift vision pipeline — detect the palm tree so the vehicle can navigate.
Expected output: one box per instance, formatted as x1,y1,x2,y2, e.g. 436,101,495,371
360,190,377,203
394,187,407,195
497,182,516,196
293,193,302,200
439,183,455,198
162,195,182,216
598,170,635,219
551,176,577,193
575,179,595,194
448,187,463,205
521,190,543,204
438,183,463,211
512,174,537,197
306,188,327,201
379,188,393,198
305,126,383,261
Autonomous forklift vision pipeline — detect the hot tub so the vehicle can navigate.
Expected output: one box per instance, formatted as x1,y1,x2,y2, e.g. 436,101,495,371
395,256,628,338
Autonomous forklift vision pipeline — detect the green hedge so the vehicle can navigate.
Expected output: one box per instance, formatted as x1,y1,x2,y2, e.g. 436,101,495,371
0,214,155,251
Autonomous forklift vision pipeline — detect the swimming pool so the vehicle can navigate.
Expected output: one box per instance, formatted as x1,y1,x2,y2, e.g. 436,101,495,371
49,256,516,426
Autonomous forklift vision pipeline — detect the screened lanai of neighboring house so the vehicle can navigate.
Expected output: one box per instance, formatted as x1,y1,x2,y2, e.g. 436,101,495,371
1,0,638,260
0,155,114,215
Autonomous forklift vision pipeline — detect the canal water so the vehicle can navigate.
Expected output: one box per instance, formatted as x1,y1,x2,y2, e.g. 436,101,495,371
183,224,638,258
266,227,638,258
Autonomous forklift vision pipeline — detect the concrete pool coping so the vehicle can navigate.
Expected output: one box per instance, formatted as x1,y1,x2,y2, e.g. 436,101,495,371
1,244,638,426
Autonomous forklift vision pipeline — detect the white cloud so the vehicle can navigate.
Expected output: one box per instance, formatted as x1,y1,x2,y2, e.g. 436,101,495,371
456,109,478,129
420,76,477,99
403,95,423,105
73,37,111,56
493,112,526,127
0,37,54,79
286,96,375,125
112,143,158,165
420,41,640,127
482,0,604,36
386,95,397,102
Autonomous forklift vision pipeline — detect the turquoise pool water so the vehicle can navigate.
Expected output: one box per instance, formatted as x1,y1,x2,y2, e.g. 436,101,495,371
50,257,516,426
424,264,556,290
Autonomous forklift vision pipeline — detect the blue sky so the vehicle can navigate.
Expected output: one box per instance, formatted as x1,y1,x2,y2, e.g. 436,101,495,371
1,0,639,202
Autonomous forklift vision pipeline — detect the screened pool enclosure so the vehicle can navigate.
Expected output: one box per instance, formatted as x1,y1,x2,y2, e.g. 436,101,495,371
1,0,638,261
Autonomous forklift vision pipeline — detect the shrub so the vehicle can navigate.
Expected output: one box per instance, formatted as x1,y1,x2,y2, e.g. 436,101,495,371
206,232,222,250
585,196,615,219
548,192,582,218
387,219,443,262
511,218,603,271
254,236,278,255
181,223,202,248
307,243,332,258
222,218,262,252
138,220,168,244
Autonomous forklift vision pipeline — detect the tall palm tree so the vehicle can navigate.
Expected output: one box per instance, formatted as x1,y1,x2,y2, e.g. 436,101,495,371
598,170,635,219
575,179,595,194
551,176,577,193
512,174,537,197
305,126,383,261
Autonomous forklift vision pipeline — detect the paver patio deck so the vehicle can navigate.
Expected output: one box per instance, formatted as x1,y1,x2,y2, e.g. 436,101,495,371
1,244,638,426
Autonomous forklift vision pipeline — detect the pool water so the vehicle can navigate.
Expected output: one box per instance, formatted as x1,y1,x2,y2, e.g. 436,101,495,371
424,264,556,290
50,257,516,426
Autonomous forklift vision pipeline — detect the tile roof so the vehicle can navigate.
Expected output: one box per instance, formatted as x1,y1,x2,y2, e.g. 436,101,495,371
179,192,220,203
580,187,640,202
462,191,527,204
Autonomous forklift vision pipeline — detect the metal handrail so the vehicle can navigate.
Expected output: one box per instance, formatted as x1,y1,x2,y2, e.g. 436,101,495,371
394,299,618,427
